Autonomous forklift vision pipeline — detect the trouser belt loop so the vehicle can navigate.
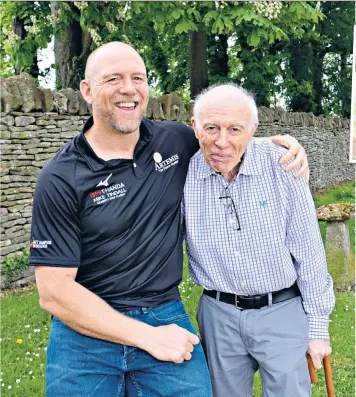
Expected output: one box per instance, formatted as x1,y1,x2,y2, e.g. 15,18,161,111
216,291,221,301
268,292,273,307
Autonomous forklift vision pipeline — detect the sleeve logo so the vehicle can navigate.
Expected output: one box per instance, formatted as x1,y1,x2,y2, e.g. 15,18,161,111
30,240,52,249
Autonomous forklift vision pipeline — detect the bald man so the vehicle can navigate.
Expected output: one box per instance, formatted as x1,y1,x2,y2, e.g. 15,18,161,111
183,84,334,397
30,42,309,397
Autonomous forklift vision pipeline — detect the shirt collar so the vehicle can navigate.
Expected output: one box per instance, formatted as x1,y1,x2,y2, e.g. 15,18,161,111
76,116,153,172
196,139,263,180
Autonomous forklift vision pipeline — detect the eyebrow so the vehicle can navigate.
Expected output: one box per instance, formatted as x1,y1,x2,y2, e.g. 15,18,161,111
101,72,147,80
202,122,245,129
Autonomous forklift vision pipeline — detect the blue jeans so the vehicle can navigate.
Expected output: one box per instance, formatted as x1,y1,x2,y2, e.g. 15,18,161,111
46,300,213,397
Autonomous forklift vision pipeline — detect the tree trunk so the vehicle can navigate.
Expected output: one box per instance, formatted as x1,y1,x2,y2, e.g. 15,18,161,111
339,52,350,118
289,39,315,113
312,47,325,116
189,31,208,98
51,1,91,89
208,34,229,78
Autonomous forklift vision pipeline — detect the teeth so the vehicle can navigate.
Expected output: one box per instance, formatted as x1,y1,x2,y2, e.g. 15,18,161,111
117,102,136,108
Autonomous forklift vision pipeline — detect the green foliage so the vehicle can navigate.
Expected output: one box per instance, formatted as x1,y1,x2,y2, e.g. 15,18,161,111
0,1,351,116
2,249,30,288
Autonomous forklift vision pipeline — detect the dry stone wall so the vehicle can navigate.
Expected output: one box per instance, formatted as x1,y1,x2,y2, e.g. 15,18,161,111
0,73,354,266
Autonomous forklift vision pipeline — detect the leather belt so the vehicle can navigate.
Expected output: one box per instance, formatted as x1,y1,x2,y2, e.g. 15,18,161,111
203,283,301,310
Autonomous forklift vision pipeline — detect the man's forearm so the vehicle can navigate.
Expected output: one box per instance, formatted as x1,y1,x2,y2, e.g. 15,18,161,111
39,276,151,348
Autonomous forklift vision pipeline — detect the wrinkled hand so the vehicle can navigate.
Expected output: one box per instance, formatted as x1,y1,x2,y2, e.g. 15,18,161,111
307,339,332,369
270,135,310,182
143,324,199,364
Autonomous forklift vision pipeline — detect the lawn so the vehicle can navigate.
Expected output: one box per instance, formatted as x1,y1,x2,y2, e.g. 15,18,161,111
1,182,355,396
1,286,354,397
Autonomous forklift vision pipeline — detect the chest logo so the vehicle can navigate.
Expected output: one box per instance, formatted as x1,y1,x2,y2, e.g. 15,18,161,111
90,182,127,205
154,153,179,173
96,173,113,187
260,200,267,208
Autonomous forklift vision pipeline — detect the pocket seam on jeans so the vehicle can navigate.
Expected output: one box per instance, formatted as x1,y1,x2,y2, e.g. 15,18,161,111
149,311,189,322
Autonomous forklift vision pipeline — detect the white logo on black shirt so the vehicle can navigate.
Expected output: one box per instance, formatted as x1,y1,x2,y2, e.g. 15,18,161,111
96,173,113,187
154,154,179,173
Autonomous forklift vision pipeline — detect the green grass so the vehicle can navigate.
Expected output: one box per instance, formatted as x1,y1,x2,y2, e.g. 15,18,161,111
1,286,354,397
1,182,354,396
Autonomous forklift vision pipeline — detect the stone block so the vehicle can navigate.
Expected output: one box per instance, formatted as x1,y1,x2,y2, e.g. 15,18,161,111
35,153,54,161
9,166,40,176
0,115,15,126
36,118,55,126
7,201,33,213
7,160,33,167
10,130,38,140
15,116,36,127
1,239,12,247
9,125,38,132
59,88,80,114
60,131,78,138
2,212,21,222
31,161,47,167
0,167,9,176
2,217,27,229
0,77,22,113
0,242,28,256
5,229,25,239
12,234,30,244
4,193,33,202
53,92,68,114
0,130,10,140
38,88,54,112
57,119,73,127
12,73,43,112
0,207,8,216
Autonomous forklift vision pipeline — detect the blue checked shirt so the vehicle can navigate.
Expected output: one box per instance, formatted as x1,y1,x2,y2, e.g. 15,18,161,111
182,139,335,340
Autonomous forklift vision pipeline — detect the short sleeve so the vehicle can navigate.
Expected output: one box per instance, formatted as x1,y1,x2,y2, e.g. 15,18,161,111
29,164,81,267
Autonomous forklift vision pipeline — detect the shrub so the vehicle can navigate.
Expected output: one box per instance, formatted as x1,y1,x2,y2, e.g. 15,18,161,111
1,249,29,288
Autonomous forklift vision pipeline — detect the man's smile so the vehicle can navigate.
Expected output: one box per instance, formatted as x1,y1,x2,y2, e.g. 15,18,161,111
114,101,139,112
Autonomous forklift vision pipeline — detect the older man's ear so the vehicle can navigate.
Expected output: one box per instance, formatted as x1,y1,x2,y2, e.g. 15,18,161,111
191,117,200,140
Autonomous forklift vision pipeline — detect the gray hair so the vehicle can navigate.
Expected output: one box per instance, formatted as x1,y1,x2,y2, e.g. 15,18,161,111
193,83,259,133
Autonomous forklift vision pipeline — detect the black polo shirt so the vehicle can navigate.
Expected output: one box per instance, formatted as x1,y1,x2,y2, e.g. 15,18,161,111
29,117,199,309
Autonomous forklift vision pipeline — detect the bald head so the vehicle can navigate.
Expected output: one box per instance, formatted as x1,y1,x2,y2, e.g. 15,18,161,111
193,84,258,132
84,41,146,82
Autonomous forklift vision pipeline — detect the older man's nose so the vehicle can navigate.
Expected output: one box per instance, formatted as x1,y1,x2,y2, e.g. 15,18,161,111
215,131,230,148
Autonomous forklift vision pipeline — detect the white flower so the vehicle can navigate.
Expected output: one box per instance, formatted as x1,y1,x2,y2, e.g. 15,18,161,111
25,325,30,328
26,352,30,355
35,354,39,357
16,379,20,384
8,385,12,389
33,329,40,333
106,22,118,34
29,371,33,375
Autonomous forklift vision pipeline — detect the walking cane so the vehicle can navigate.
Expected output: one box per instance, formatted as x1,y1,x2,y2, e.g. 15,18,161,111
307,354,335,397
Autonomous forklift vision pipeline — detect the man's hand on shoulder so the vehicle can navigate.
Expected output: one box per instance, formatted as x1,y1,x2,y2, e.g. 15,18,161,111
269,135,310,182
142,324,199,364
307,339,332,369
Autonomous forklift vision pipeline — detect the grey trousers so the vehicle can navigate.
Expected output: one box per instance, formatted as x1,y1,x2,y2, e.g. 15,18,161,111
197,294,311,397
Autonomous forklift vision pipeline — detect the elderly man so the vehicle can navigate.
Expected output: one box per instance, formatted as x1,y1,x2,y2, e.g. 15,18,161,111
30,42,309,397
183,84,335,397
